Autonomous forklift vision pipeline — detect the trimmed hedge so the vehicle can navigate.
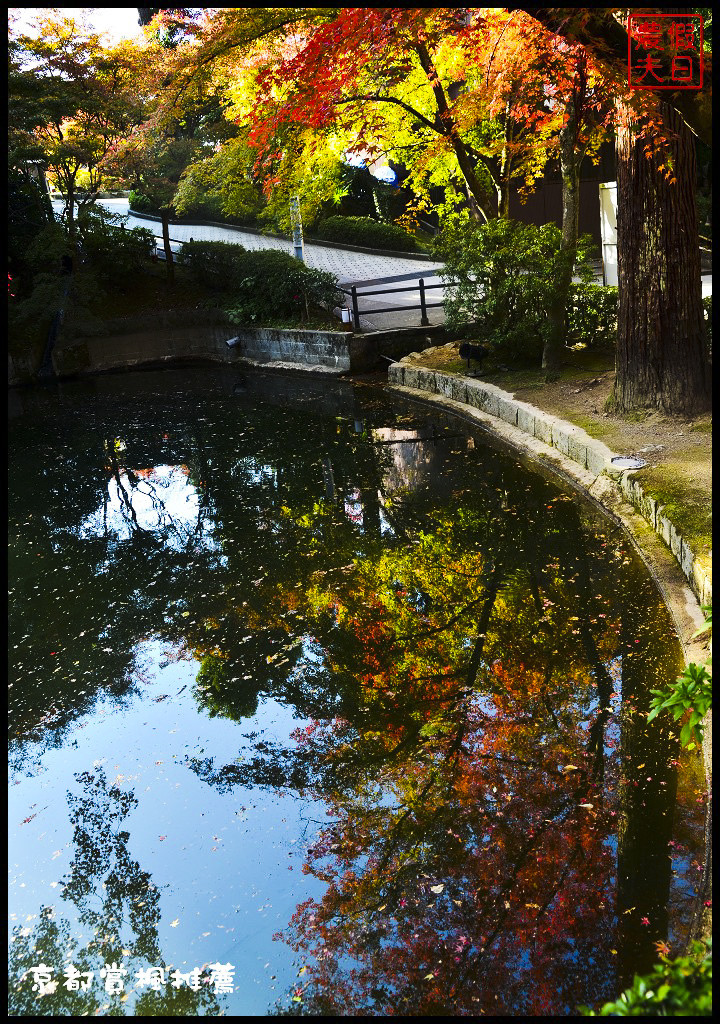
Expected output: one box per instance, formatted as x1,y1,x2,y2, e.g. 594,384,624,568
313,215,426,253
179,240,343,325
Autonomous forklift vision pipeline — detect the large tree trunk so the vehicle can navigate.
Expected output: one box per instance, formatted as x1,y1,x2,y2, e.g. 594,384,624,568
614,101,710,415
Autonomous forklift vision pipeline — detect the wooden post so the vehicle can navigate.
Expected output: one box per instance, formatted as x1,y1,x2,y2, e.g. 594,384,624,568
419,278,429,325
351,286,361,331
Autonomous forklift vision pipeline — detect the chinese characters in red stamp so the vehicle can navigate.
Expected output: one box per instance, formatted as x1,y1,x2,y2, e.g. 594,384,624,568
628,13,704,90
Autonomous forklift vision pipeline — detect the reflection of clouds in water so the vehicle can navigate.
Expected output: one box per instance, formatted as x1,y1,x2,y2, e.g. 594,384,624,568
77,465,218,550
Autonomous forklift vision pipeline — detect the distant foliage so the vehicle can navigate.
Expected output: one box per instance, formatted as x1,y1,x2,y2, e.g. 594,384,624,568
314,215,426,253
567,284,618,350
579,939,712,1016
130,188,261,228
435,218,595,361
180,241,343,324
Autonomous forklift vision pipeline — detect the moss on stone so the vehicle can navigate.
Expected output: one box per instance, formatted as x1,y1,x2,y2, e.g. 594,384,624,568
634,461,712,555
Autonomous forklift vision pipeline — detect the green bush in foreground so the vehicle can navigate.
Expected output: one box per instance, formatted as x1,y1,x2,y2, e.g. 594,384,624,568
178,239,248,292
313,215,425,253
567,283,618,349
647,605,711,750
579,939,712,1016
435,218,596,362
76,208,154,284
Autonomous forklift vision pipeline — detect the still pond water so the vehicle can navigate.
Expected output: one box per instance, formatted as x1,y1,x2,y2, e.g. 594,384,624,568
9,369,705,1016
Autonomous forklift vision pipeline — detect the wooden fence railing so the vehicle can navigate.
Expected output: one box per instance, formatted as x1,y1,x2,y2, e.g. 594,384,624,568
341,278,446,330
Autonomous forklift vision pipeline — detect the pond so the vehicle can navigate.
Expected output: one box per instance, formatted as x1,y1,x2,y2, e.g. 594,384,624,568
8,369,705,1016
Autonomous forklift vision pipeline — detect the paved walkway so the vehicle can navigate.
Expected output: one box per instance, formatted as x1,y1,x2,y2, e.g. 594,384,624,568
54,199,711,332
55,198,444,332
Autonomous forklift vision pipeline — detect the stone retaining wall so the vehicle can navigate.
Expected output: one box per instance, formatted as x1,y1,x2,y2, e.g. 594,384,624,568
51,322,377,377
388,360,712,607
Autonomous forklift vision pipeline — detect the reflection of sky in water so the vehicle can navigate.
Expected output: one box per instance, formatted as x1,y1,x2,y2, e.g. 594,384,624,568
9,373,702,1016
77,465,219,551
8,637,328,1016
372,427,429,493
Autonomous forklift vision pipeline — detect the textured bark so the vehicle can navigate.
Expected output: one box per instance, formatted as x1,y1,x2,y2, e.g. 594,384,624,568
614,101,710,414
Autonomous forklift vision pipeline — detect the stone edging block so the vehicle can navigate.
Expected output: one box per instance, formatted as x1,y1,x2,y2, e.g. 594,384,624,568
387,363,711,607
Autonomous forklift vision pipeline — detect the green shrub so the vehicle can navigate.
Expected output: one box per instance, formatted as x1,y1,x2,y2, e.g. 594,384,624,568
314,215,426,253
225,251,343,325
703,295,711,355
579,939,712,1016
180,241,343,325
568,283,618,349
178,240,248,292
647,605,711,750
76,208,154,282
435,218,595,362
128,190,155,214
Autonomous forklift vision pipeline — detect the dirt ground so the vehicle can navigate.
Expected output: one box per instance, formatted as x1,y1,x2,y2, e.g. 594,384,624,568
412,343,712,557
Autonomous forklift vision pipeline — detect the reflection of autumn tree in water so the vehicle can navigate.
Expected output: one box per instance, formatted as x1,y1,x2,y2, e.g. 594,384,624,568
10,377,689,1015
615,566,683,988
268,491,679,1015
9,769,223,1016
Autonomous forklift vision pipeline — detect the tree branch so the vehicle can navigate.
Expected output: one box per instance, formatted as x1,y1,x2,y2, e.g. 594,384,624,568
508,6,711,143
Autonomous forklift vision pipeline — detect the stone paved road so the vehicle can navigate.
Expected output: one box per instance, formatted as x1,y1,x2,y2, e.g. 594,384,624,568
53,199,711,332
55,198,445,331
83,199,439,280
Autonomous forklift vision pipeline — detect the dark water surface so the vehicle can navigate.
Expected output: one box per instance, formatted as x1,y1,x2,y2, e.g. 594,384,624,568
8,369,705,1016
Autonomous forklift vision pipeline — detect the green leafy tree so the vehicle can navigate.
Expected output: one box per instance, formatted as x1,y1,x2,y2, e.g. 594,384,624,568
11,12,146,239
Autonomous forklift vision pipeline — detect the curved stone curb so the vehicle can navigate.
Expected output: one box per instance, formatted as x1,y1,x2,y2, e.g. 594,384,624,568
388,361,711,609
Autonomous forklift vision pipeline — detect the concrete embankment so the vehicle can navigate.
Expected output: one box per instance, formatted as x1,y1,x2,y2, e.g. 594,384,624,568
49,313,377,377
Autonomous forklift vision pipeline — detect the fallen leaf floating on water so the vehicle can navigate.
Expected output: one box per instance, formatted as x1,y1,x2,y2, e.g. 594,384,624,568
563,765,579,772
578,803,594,809
430,884,444,894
